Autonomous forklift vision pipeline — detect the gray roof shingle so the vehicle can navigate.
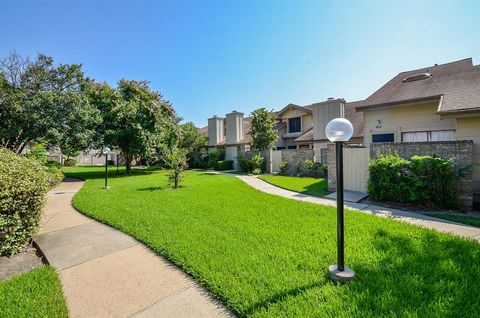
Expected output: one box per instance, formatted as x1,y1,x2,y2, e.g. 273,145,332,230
356,58,480,113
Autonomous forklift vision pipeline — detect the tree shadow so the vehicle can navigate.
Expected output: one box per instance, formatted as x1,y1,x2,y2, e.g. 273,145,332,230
301,179,329,196
137,186,167,191
344,229,480,316
63,167,159,180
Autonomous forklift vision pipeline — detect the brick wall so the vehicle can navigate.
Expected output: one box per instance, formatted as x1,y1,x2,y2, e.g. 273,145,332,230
281,149,314,175
370,141,474,208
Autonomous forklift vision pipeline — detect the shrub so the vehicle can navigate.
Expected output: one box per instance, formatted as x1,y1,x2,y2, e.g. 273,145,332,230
207,149,225,168
368,154,457,208
409,155,456,208
46,160,61,169
0,148,49,255
238,153,264,174
63,158,77,166
46,166,64,188
302,160,328,178
25,144,47,164
214,160,234,171
190,161,208,169
368,155,412,203
279,161,289,175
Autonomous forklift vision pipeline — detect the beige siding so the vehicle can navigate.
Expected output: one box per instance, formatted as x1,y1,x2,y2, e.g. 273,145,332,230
225,112,243,144
312,101,344,140
343,147,369,193
363,102,456,145
456,117,480,194
280,108,312,133
208,117,225,146
302,114,313,132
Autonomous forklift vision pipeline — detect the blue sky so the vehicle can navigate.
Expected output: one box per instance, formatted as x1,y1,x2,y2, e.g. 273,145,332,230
1,0,479,126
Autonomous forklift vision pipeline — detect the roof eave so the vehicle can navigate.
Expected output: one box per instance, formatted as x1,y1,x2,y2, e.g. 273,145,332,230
355,95,443,111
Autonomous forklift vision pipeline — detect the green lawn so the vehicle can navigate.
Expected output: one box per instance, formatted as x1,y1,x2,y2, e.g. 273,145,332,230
258,175,329,197
426,213,480,228
65,167,480,317
0,266,68,318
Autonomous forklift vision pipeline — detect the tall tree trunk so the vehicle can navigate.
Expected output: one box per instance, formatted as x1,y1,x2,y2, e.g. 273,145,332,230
125,153,132,175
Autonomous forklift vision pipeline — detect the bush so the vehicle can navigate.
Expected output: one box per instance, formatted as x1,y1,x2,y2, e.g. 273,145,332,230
25,144,47,164
63,158,77,166
279,161,289,175
46,166,64,188
208,149,225,168
368,155,413,203
46,160,61,169
368,154,457,208
0,148,49,255
214,160,234,171
190,161,208,169
302,160,328,178
238,153,264,174
409,155,456,208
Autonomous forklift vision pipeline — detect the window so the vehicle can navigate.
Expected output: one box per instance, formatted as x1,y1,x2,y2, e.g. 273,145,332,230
276,147,285,150
402,130,454,142
288,117,301,133
287,145,297,149
372,133,394,143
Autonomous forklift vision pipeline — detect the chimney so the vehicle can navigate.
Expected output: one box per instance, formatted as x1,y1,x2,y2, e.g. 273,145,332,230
311,98,346,140
225,110,244,144
207,115,225,146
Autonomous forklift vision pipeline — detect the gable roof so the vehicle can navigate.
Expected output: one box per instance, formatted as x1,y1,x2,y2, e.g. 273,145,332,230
356,58,480,114
293,101,364,143
276,103,313,117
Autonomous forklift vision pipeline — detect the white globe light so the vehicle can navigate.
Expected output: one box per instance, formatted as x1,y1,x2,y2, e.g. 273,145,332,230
102,147,112,155
325,118,353,142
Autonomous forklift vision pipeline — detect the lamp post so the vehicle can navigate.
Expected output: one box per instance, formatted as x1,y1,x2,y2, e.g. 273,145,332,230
102,147,112,189
325,118,355,282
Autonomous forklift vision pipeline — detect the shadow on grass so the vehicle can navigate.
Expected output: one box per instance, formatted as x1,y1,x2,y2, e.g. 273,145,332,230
63,167,159,180
137,186,167,191
301,179,329,197
243,280,326,316
241,229,479,316
344,229,480,316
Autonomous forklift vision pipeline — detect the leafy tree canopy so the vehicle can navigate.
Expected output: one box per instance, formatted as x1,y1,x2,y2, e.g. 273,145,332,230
249,108,278,151
0,52,101,154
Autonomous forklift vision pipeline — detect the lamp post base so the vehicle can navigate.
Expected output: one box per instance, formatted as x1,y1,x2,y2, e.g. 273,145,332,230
102,186,110,190
328,265,355,282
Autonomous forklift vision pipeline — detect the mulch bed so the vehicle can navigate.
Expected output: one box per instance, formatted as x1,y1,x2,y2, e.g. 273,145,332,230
0,243,46,281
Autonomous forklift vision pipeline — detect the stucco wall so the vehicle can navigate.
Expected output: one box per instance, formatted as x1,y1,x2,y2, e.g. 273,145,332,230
363,102,456,146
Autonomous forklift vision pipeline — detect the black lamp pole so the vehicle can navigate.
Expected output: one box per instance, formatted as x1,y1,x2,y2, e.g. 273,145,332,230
336,141,345,271
104,154,108,189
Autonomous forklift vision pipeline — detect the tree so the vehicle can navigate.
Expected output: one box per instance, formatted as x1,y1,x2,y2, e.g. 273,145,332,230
249,108,278,151
178,122,207,163
0,52,101,154
163,146,188,189
95,79,178,175
249,108,278,172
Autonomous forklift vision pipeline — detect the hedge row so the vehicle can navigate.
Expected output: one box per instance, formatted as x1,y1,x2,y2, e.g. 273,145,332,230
1,148,50,255
368,154,457,208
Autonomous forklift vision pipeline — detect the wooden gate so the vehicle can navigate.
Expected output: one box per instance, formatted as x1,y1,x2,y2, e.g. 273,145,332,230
343,147,369,193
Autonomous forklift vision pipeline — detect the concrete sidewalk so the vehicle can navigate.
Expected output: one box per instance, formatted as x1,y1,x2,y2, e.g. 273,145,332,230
237,175,480,242
34,178,233,318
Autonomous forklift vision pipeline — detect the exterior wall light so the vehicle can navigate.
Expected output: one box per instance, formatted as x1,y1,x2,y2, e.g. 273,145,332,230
325,118,355,282
102,147,112,189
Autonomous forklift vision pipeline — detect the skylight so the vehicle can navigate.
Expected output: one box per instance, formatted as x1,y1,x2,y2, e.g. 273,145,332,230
403,72,431,83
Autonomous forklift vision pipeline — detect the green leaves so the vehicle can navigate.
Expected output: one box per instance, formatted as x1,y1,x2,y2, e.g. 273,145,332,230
368,155,457,208
249,108,278,151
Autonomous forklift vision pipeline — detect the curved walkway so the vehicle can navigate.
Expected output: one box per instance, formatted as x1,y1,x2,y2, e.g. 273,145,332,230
237,175,480,242
34,178,233,318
